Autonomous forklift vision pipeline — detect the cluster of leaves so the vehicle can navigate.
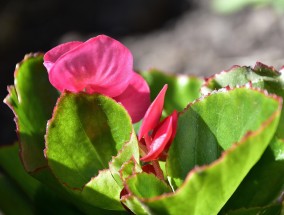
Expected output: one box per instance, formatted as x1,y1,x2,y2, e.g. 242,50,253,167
1,54,284,215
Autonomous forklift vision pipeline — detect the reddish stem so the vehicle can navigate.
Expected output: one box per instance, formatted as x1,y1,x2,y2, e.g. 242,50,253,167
152,160,164,180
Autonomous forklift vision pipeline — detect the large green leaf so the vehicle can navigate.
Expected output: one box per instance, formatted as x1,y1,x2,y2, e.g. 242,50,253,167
223,204,283,215
0,174,34,215
0,144,85,215
141,70,203,115
167,88,281,183
202,64,284,137
4,54,58,172
46,92,133,189
202,64,284,209
124,87,281,215
0,144,40,199
221,137,284,212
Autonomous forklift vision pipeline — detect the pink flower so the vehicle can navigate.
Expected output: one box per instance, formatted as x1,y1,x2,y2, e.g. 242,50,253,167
43,35,150,123
138,85,178,162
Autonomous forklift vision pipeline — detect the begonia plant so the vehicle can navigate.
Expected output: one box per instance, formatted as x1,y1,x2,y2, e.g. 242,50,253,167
0,35,284,215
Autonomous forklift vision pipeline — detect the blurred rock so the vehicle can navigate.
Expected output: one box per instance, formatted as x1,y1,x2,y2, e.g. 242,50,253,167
123,2,284,76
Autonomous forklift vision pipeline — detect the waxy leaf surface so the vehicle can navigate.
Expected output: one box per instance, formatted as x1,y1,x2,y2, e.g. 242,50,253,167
124,88,281,215
203,64,284,210
46,92,133,189
4,54,58,172
126,173,172,199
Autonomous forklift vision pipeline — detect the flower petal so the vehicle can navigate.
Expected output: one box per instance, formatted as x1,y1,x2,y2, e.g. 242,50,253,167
140,115,173,162
48,35,133,97
114,72,150,123
43,41,83,72
163,110,178,151
138,85,168,140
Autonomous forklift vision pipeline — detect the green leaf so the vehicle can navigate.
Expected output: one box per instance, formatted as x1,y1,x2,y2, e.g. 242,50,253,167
212,0,271,14
167,88,281,183
202,65,284,209
0,144,40,199
0,144,83,215
119,157,142,183
109,132,140,187
223,204,283,215
141,70,203,115
202,64,284,138
45,92,133,189
121,195,150,215
222,137,284,211
0,174,34,215
126,173,172,199
81,169,124,210
4,54,58,172
123,87,280,215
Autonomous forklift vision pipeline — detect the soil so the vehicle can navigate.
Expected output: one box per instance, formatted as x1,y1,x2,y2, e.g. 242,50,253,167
1,0,284,145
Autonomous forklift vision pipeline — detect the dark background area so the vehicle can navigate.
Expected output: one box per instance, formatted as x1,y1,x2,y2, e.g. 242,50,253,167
0,0,193,145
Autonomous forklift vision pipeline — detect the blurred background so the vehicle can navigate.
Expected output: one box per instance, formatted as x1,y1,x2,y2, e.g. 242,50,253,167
1,0,284,145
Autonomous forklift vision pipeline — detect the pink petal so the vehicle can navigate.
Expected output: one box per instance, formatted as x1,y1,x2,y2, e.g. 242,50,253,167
114,72,150,123
138,85,168,140
163,110,178,151
140,115,173,162
43,41,83,72
48,35,133,97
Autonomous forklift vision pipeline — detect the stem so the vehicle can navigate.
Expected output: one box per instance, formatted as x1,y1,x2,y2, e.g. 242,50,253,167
152,160,164,181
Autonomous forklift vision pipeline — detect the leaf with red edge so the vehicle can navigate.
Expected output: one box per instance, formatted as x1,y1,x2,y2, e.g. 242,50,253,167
45,92,133,189
202,63,284,138
123,87,281,215
201,63,284,211
221,137,284,212
109,131,140,187
4,54,59,172
119,157,142,184
125,172,172,199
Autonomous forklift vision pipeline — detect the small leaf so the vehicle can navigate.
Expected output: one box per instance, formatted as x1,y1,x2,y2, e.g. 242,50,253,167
109,131,140,187
119,157,142,183
81,170,124,210
45,92,133,189
125,172,172,199
121,195,150,215
4,54,58,172
142,70,203,115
